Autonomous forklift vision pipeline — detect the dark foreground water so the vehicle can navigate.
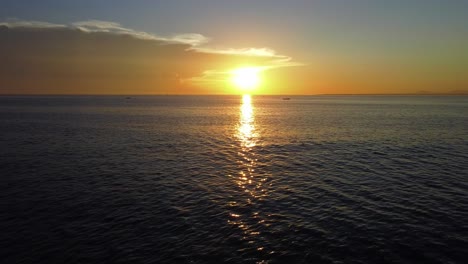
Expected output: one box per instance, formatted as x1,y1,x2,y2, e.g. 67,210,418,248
1,95,467,263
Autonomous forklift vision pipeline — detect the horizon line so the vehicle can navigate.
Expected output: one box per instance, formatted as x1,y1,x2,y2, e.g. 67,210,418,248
1,93,468,97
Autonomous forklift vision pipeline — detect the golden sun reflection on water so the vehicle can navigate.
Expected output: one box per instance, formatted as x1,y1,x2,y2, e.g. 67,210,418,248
238,94,256,149
228,95,270,254
236,94,259,195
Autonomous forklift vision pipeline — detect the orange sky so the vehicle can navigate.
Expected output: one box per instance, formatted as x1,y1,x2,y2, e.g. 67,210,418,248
0,21,467,95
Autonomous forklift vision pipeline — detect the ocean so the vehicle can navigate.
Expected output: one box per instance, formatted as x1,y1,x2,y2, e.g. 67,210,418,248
1,95,467,263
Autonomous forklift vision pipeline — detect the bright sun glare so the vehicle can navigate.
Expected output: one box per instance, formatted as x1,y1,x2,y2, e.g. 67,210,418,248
231,67,261,91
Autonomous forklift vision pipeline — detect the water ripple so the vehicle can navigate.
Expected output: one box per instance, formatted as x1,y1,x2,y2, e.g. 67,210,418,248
1,95,467,263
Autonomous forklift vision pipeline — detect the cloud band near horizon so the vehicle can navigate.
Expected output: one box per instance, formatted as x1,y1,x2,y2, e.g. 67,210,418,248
0,19,298,95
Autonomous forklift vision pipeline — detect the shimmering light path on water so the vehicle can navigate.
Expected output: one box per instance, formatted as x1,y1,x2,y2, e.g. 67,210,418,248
229,95,271,254
1,95,467,263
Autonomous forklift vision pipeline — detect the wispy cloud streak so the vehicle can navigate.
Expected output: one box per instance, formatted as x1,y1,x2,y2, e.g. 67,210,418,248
0,19,300,94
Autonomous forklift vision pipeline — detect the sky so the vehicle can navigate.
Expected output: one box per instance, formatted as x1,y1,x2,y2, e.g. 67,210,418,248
1,0,467,95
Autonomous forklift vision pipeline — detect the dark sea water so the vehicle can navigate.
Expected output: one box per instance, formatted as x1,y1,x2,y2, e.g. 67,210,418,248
1,95,468,263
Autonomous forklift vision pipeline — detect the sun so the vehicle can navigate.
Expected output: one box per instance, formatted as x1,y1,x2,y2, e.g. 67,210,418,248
231,67,261,91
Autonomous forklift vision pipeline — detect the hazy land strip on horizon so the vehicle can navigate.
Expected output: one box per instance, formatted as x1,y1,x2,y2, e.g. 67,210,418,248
1,92,468,97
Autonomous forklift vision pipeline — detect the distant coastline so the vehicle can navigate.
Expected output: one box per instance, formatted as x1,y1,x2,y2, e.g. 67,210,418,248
1,91,468,97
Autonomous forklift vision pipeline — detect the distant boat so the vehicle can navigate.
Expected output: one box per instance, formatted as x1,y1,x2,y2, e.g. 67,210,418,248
282,97,291,100
125,97,132,99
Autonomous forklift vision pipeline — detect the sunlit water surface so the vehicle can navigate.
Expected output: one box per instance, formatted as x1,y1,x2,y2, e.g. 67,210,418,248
1,95,467,263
